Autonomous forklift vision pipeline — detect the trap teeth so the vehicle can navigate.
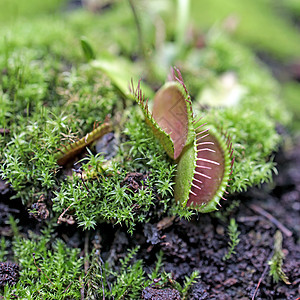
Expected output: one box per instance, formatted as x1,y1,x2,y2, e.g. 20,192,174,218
175,123,234,213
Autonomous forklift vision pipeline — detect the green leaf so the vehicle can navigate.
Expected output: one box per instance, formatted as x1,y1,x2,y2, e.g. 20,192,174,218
92,56,153,98
80,36,96,61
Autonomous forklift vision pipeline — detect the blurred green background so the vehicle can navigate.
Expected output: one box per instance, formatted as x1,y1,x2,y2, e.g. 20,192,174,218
0,0,299,131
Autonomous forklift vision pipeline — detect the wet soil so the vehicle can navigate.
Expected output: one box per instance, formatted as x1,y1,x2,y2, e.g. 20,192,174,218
0,137,299,299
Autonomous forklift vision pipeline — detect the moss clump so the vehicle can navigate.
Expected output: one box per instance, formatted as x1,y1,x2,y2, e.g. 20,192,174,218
52,114,177,233
84,247,199,299
2,220,83,299
0,58,118,204
223,218,240,260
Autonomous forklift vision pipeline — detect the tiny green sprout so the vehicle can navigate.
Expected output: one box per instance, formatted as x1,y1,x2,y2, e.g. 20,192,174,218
268,230,291,284
80,36,96,61
131,67,234,212
223,218,240,260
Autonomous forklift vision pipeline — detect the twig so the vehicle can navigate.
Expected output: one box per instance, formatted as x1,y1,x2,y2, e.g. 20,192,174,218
249,204,292,237
251,250,274,300
80,172,90,194
80,276,85,300
63,281,73,294
57,203,74,224
33,253,54,286
238,216,261,223
84,231,90,274
72,169,91,194
80,231,90,299
96,251,106,300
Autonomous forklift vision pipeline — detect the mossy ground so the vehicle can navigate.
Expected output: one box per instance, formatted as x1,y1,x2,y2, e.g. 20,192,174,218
0,0,299,299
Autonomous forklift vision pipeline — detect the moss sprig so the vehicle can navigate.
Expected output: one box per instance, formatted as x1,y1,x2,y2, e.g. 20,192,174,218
268,230,291,285
2,219,83,299
223,218,240,260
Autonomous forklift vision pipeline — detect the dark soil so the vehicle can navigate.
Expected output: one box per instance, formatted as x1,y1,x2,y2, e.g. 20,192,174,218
0,262,20,287
0,137,299,299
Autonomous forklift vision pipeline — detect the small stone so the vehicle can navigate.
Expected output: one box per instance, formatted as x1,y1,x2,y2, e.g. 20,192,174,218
223,277,238,286
216,225,225,235
142,287,181,300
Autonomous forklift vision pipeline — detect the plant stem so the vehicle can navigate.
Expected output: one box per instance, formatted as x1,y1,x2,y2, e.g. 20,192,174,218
128,0,145,60
176,0,190,55
249,204,292,237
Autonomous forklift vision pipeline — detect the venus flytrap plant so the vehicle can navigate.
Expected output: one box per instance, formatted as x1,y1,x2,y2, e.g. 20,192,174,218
131,67,234,212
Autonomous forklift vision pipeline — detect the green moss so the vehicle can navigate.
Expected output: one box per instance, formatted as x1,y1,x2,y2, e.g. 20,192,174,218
188,31,289,123
280,0,300,18
85,246,146,299
223,218,240,260
268,230,291,284
0,42,118,204
2,220,83,299
0,2,140,64
84,246,198,299
52,113,177,233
